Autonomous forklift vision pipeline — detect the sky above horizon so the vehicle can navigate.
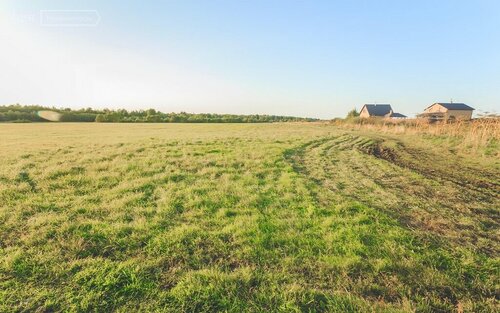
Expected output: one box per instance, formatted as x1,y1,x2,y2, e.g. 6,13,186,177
1,0,499,118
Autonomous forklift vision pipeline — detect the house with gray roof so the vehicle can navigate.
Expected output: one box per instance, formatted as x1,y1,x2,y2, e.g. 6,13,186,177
418,102,474,121
359,104,406,119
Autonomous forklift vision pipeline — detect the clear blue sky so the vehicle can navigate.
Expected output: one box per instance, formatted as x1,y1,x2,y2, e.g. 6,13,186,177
1,0,499,118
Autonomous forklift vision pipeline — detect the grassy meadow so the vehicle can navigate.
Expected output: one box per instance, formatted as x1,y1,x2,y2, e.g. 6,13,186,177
0,123,498,312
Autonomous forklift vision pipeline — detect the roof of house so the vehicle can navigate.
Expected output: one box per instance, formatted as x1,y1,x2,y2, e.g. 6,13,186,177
390,112,407,118
362,104,392,116
432,103,475,111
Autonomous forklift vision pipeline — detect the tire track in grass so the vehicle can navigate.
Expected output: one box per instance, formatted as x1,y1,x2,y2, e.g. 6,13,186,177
283,134,499,310
287,134,499,255
359,139,500,199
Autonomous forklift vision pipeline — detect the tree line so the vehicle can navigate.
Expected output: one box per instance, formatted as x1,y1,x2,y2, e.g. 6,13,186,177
0,104,319,123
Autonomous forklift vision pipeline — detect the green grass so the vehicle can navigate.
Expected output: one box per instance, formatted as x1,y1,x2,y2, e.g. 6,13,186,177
0,123,498,312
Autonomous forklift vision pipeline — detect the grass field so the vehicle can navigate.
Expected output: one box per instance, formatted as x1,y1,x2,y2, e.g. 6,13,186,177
0,123,498,312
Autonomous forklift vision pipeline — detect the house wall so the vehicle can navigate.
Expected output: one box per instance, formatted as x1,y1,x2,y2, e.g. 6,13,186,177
423,104,473,120
360,107,370,118
445,110,473,120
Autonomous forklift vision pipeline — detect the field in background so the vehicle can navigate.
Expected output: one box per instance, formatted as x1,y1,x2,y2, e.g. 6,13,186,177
0,123,498,312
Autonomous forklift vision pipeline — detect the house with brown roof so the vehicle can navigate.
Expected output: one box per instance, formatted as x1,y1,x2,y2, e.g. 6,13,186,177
417,103,474,121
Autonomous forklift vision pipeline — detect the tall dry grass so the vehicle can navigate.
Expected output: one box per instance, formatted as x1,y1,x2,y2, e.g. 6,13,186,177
333,117,500,157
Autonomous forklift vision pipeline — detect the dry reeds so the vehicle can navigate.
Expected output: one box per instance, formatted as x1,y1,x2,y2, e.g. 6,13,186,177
334,117,500,156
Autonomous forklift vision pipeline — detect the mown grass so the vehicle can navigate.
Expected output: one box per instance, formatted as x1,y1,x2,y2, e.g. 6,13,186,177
0,123,498,312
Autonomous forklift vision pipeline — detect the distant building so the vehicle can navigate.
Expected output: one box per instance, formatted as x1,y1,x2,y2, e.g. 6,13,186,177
359,104,407,119
389,112,407,119
417,103,474,121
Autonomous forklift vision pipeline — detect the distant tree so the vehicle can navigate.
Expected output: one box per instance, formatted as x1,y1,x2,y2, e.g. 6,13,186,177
0,104,320,123
95,114,106,122
60,113,97,122
346,108,360,119
146,108,157,116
